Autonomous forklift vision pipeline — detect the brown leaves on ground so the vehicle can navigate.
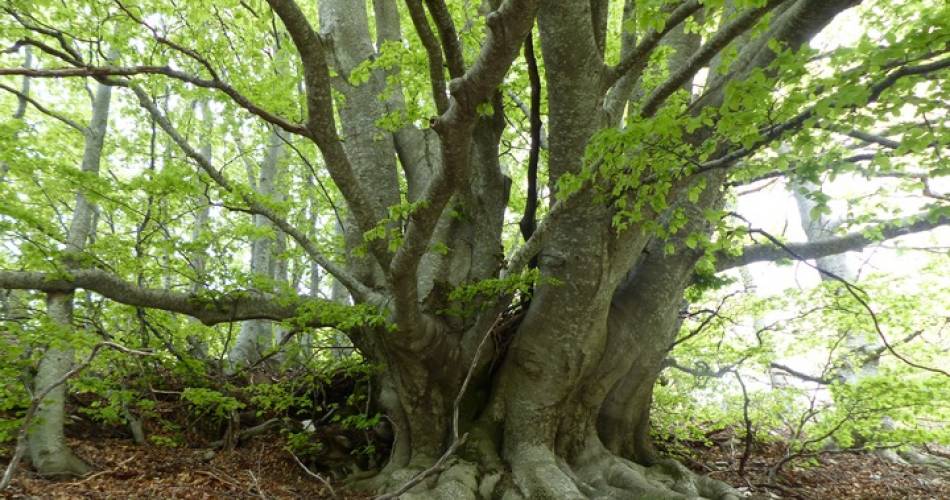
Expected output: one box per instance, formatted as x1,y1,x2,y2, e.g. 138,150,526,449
3,434,949,499
678,440,950,500
1,437,367,499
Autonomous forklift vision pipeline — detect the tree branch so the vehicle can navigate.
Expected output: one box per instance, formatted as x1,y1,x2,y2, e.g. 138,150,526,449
518,28,540,246
266,0,392,267
717,211,950,271
405,0,450,113
839,128,902,149
389,0,539,330
0,65,310,136
0,82,86,133
639,0,787,117
603,0,703,90
125,84,378,302
769,362,833,385
695,55,950,178
424,0,465,78
726,215,950,378
0,269,351,327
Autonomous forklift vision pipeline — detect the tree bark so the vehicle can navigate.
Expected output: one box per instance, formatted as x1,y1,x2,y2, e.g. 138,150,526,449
229,129,285,369
28,76,113,478
4,0,918,497
184,100,213,360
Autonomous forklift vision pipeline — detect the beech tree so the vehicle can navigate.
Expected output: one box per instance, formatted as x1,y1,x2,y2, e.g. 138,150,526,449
1,0,948,498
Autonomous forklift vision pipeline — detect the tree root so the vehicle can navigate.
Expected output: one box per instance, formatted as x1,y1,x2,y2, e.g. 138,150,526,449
355,445,740,499
31,448,92,479
877,447,950,469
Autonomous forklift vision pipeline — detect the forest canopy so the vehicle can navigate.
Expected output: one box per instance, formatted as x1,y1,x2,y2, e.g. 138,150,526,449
0,0,948,498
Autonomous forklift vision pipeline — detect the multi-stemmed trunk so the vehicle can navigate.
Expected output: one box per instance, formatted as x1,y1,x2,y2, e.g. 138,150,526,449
3,0,912,495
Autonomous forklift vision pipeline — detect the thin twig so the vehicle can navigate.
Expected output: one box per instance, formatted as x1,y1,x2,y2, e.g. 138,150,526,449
728,213,950,378
289,449,337,498
734,370,753,476
247,470,269,500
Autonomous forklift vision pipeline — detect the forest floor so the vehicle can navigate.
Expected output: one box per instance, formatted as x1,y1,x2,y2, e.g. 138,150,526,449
3,431,949,499
678,439,950,500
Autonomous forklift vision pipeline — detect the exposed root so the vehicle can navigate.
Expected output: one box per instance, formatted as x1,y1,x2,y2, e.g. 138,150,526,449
508,444,586,499
352,459,482,500
31,448,92,479
400,461,479,500
510,444,740,500
893,448,950,469
575,453,740,499
353,444,740,499
873,446,950,469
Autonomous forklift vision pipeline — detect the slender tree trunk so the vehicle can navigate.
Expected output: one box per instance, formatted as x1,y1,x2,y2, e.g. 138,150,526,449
0,46,30,183
329,221,354,359
2,47,32,388
792,181,872,382
184,101,213,360
28,77,113,477
229,130,284,369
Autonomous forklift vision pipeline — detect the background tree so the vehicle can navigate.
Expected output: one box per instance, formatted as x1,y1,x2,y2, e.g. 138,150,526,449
1,0,948,498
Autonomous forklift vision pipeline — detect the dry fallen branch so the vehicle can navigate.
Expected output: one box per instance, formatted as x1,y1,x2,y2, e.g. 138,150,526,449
288,449,337,498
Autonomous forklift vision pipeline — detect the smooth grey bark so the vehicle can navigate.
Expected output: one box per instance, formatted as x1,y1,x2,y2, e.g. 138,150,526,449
229,130,285,369
793,182,859,283
791,182,949,468
328,221,355,359
184,101,214,360
792,181,890,449
320,0,400,289
1,47,31,372
4,0,921,498
0,46,30,183
28,77,113,478
792,182,873,382
350,1,860,498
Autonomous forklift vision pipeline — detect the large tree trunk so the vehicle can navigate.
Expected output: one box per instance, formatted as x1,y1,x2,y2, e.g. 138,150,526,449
346,2,858,498
28,77,113,477
0,0,871,495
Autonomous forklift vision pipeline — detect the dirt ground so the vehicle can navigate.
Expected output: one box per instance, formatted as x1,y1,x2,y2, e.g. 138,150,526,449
679,440,950,500
2,435,949,499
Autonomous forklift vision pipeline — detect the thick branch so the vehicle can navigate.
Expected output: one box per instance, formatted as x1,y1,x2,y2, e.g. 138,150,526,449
266,0,392,266
264,0,333,136
389,0,539,329
639,0,787,117
405,0,450,113
518,29,540,245
424,0,465,78
718,212,950,271
603,0,703,90
696,56,950,178
663,357,737,378
0,269,347,327
840,129,901,149
770,362,833,384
